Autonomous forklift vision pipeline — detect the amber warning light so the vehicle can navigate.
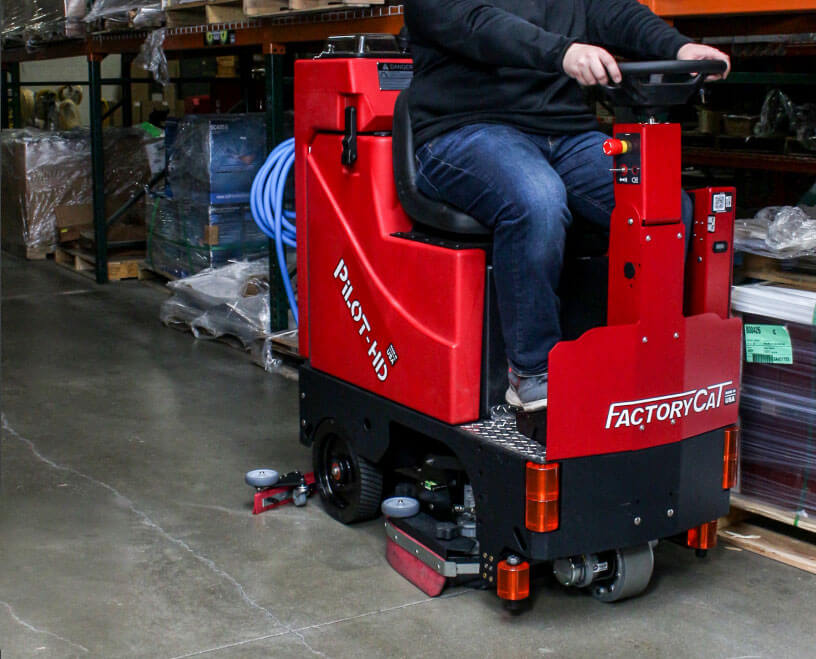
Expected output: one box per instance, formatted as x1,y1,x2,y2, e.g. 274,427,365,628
526,462,559,533
723,425,739,489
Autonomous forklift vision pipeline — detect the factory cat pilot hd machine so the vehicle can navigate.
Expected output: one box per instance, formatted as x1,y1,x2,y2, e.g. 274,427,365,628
294,35,741,607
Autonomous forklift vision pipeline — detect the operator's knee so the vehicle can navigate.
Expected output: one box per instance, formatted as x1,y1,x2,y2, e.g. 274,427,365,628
496,180,570,276
498,171,570,240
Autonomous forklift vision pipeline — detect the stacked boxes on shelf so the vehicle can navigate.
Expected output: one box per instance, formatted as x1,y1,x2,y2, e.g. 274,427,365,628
147,114,268,278
731,284,816,523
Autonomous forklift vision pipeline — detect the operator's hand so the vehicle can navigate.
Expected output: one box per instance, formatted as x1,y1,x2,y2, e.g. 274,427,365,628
677,43,731,80
562,43,622,86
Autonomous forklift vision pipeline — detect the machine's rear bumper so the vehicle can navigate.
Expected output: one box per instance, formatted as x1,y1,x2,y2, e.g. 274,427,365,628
528,429,730,561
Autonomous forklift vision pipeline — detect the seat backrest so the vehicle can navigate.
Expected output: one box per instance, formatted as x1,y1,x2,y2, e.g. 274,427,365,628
392,91,491,236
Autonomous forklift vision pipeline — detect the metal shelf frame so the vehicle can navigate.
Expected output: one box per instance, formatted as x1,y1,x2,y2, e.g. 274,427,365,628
3,1,812,322
1,4,405,329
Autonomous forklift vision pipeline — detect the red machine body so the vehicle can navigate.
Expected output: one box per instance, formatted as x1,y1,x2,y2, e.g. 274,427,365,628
295,58,485,425
296,57,740,459
547,124,741,461
297,53,741,605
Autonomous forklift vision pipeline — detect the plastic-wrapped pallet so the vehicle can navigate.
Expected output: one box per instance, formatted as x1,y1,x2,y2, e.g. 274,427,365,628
1,127,162,258
146,196,268,278
731,283,816,525
159,260,271,348
146,114,269,278
735,205,816,259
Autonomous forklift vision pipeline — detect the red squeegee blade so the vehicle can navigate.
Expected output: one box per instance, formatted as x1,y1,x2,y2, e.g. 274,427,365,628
386,539,447,597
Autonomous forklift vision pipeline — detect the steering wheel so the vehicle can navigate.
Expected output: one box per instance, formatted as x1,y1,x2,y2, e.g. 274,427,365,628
602,59,728,113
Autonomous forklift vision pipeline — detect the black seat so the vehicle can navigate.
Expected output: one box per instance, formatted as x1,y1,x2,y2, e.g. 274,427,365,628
392,91,491,236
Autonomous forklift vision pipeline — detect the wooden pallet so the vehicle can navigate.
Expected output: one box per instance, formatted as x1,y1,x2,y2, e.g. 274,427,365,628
164,0,247,25
244,0,383,18
268,328,299,358
55,247,142,281
730,493,816,534
739,253,816,292
719,520,816,575
138,261,179,283
3,243,53,261
718,494,816,574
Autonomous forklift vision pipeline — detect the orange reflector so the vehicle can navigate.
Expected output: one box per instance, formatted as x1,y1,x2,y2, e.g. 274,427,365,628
687,520,718,550
525,462,559,533
496,559,530,601
723,426,739,489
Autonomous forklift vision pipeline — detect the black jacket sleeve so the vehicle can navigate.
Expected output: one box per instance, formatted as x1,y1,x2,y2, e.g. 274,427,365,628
405,0,575,71
585,0,692,60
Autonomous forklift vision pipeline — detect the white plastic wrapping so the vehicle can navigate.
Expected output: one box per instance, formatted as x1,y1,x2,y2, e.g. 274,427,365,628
134,28,170,86
1,127,162,254
755,88,816,152
249,331,299,377
159,260,272,348
85,0,161,21
1,0,86,41
737,307,816,521
735,206,816,258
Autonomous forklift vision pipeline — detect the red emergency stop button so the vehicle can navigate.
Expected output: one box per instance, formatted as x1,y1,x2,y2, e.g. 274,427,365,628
603,138,631,156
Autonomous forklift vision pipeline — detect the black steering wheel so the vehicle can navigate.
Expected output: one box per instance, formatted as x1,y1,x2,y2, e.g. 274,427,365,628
603,59,727,113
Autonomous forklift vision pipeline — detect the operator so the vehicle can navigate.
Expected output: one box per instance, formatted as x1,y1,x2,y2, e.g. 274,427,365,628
405,1,730,412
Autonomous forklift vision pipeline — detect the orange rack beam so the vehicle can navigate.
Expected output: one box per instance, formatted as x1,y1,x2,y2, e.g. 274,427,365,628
644,0,816,16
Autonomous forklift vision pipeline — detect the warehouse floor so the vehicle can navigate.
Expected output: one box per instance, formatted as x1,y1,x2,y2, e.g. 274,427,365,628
1,254,815,659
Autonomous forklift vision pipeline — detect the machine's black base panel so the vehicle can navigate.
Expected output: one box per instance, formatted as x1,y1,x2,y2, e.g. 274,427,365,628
300,365,730,563
531,431,730,558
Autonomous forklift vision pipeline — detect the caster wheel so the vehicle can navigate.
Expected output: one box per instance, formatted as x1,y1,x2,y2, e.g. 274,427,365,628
245,469,279,488
312,419,383,524
591,543,654,603
503,599,528,615
381,496,420,518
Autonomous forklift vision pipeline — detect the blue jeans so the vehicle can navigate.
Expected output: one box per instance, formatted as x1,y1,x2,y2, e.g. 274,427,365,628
415,124,693,375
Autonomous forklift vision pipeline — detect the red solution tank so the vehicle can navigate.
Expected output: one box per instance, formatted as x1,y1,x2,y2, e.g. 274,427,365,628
295,57,486,425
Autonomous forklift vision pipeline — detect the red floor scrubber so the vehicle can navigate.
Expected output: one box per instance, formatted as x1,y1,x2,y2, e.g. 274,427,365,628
294,35,740,607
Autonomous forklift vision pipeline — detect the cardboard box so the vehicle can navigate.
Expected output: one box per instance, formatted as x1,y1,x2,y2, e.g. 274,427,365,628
55,204,93,243
55,194,144,243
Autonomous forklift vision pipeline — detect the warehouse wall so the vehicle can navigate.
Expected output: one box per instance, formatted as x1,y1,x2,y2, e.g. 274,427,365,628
20,55,123,127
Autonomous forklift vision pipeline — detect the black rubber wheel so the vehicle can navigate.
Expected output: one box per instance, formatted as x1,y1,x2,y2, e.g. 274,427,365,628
312,419,383,524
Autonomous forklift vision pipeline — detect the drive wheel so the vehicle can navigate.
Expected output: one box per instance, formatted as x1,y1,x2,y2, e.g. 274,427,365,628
591,543,654,603
312,420,383,524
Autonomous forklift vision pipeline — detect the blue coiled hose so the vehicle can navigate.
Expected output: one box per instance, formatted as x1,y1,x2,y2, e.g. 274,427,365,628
250,138,298,325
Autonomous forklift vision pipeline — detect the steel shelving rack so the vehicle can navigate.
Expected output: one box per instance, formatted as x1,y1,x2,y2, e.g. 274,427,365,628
1,4,404,329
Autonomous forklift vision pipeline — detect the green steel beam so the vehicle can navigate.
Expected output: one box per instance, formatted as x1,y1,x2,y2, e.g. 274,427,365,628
9,62,21,128
2,69,10,129
88,56,109,284
121,54,134,127
265,50,289,332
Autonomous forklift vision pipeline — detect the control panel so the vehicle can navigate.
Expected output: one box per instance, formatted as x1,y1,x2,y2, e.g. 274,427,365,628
605,134,642,185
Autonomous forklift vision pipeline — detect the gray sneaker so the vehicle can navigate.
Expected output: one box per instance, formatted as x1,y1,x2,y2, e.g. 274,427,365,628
505,370,548,411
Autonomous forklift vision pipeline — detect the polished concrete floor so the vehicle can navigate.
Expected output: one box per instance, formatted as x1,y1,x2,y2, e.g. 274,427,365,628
1,253,814,659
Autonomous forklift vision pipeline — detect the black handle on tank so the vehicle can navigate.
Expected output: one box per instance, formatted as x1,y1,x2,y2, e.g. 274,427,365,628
342,106,358,167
